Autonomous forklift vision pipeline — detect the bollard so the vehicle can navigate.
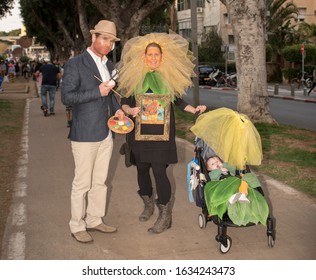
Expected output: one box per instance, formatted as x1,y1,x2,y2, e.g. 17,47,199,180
303,88,307,96
290,84,295,96
274,84,279,95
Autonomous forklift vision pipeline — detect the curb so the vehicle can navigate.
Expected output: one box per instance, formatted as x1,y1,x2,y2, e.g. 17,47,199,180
199,85,316,103
268,94,316,103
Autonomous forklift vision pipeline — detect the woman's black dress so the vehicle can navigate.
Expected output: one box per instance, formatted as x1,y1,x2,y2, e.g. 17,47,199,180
121,96,188,164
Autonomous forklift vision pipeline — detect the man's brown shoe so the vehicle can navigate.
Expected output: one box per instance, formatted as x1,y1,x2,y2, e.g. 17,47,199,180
71,231,93,243
87,223,117,233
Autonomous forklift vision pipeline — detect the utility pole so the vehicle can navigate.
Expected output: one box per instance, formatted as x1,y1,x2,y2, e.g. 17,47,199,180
301,43,305,81
190,0,199,106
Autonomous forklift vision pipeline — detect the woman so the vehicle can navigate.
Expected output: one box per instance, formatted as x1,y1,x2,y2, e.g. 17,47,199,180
118,32,206,234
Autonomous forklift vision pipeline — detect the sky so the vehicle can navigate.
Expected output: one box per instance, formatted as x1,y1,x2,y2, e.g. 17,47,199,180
0,1,23,32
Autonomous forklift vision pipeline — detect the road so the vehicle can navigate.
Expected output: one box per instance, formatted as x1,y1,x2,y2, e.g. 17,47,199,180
184,87,316,132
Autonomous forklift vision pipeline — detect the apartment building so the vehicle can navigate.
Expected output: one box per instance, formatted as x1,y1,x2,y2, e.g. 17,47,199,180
176,0,316,62
293,0,316,25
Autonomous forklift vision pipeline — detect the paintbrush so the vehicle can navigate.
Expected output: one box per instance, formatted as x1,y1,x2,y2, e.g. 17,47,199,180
94,75,122,98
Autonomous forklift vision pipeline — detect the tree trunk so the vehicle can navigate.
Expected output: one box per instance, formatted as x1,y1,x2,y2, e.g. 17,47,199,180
225,0,275,123
76,0,91,47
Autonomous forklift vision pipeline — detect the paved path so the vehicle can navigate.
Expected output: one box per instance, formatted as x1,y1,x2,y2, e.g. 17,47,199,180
1,81,316,260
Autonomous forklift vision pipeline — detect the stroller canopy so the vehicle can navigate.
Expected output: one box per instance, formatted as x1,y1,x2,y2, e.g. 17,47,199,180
190,107,262,169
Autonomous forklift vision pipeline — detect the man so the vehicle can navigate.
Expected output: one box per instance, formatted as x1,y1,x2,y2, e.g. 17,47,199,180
36,59,60,116
0,60,6,77
61,20,124,243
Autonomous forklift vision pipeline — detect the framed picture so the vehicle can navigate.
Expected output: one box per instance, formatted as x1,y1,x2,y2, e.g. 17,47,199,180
135,94,171,141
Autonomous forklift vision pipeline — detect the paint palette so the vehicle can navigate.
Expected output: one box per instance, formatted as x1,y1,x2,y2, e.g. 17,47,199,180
108,116,134,134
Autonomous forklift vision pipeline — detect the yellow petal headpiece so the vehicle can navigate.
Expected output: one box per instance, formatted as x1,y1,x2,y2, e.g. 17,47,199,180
117,32,196,99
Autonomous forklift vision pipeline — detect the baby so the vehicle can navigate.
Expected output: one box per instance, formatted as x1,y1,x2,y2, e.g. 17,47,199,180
206,156,250,204
205,156,229,176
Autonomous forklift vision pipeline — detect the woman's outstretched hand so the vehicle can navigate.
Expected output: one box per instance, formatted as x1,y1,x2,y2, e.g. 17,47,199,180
195,105,207,114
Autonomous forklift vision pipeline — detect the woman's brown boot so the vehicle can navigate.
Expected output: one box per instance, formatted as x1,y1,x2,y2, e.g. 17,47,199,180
138,191,154,222
148,201,171,234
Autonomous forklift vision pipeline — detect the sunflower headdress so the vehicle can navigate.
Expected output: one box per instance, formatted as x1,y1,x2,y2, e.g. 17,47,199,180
117,32,196,99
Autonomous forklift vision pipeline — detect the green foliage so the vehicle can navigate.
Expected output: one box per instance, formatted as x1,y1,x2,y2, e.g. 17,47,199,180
269,67,283,83
266,0,299,52
281,44,316,63
282,67,299,80
0,0,14,18
19,56,30,63
7,29,21,36
140,3,170,34
297,22,316,45
204,176,269,226
282,65,316,81
266,43,273,62
199,29,224,63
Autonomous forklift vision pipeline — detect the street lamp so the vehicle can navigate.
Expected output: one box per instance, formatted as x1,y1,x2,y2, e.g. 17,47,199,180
221,45,228,76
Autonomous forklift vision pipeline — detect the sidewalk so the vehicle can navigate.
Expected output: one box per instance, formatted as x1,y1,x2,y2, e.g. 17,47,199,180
200,83,316,103
267,83,316,103
1,80,316,260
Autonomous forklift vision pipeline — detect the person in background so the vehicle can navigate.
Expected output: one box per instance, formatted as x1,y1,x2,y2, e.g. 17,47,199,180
7,61,15,83
35,59,60,116
308,68,316,96
0,75,3,93
34,61,43,96
118,32,206,234
0,60,6,77
61,20,124,243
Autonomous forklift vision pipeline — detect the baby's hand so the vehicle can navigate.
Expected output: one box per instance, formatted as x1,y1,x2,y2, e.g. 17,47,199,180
222,167,228,172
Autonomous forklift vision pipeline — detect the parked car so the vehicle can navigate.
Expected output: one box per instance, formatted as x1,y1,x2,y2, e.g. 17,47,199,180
198,65,214,85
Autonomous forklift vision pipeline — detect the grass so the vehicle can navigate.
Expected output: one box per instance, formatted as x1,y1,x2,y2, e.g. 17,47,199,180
0,99,25,258
173,105,316,198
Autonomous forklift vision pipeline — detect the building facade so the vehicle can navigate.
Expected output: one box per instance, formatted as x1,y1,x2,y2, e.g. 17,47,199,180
176,0,316,62
293,0,316,25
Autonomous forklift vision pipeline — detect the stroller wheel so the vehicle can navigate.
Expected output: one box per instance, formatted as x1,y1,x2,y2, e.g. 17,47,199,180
198,213,207,229
268,235,275,248
217,236,232,254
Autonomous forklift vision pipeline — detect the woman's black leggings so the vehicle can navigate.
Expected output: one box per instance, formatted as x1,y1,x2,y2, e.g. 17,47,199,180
136,161,171,205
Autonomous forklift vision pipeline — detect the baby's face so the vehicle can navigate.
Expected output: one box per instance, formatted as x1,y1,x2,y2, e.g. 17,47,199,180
206,157,223,171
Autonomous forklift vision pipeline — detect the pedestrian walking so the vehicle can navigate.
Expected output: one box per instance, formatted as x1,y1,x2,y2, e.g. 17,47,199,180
308,68,316,96
35,59,60,116
7,62,15,83
61,20,124,243
0,60,6,77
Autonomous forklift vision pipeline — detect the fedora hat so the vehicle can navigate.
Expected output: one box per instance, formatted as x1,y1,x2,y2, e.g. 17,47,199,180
90,20,120,41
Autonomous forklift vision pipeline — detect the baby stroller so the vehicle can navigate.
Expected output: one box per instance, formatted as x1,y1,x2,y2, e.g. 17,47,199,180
187,108,276,254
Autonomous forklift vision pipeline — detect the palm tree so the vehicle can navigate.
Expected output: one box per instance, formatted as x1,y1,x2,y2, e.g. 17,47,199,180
266,0,299,51
298,23,316,44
